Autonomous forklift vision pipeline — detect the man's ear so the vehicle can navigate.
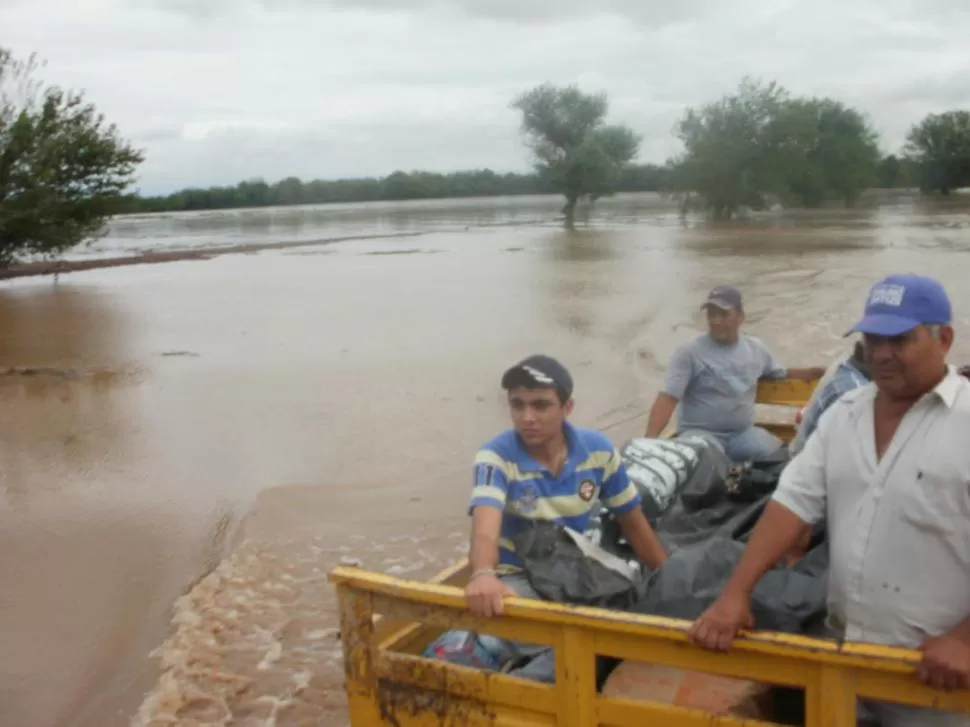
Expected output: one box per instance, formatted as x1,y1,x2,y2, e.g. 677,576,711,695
563,399,575,417
940,324,955,351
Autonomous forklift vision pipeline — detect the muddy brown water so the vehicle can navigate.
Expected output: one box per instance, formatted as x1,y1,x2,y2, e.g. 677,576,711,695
1,192,970,726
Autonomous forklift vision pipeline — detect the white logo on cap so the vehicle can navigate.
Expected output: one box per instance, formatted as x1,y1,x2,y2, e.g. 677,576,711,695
522,365,554,384
869,283,905,307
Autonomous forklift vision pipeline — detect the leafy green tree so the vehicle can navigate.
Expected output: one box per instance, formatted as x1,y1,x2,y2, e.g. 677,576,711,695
670,78,791,219
0,48,142,265
876,154,918,189
511,84,640,227
779,98,880,207
671,78,881,217
904,111,970,195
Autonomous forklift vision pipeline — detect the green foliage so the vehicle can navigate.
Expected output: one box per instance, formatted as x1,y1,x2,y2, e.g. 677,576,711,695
118,164,671,214
0,48,143,266
671,78,881,218
876,154,918,189
779,98,881,207
510,84,640,226
671,79,790,218
904,111,970,195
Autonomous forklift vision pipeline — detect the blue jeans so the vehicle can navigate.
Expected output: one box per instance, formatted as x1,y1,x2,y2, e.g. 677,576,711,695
677,426,783,462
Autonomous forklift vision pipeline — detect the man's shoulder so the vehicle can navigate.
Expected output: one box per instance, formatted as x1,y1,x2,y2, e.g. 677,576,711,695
945,370,970,413
570,426,616,454
740,333,772,353
477,430,520,460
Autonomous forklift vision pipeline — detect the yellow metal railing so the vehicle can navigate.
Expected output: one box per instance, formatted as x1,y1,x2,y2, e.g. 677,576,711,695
756,378,818,409
330,567,970,727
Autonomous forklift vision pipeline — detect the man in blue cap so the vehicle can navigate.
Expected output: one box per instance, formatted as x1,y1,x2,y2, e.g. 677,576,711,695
689,274,970,726
644,284,825,461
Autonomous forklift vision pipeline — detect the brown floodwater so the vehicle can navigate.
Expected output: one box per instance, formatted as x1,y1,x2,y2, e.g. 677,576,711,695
2,192,970,726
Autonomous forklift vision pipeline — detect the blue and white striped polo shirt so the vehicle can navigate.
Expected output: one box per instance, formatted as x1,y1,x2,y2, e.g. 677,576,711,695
468,421,641,570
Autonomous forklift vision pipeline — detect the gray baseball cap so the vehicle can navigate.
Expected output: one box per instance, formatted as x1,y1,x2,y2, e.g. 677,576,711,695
702,285,743,311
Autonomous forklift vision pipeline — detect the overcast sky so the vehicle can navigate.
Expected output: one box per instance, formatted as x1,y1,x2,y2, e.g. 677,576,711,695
4,0,969,194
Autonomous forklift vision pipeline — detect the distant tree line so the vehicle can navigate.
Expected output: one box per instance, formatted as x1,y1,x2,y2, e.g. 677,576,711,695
115,164,673,215
5,39,970,264
118,80,959,225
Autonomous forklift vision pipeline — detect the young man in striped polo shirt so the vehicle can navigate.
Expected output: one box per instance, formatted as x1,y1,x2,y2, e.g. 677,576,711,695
463,355,667,680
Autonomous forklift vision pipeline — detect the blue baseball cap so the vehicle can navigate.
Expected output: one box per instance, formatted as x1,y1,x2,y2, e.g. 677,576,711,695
847,274,952,337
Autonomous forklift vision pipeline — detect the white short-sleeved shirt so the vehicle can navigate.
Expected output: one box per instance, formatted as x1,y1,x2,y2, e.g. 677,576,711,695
773,365,970,650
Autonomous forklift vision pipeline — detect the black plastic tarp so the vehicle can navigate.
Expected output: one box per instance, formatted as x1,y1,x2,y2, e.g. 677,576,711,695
631,535,829,634
512,521,648,611
516,441,829,635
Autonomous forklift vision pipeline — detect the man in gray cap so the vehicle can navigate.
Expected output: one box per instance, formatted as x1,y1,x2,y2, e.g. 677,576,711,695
644,285,825,461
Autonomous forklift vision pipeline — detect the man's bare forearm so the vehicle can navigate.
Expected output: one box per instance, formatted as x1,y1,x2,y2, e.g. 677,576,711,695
617,509,668,570
721,501,809,597
786,367,827,381
469,506,502,573
645,393,678,437
943,615,970,643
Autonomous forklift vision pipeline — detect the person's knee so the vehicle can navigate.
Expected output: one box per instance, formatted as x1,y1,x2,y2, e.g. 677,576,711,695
726,427,783,461
675,429,725,454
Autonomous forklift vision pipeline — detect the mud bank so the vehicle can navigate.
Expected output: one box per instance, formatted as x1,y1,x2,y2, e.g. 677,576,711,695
0,231,426,281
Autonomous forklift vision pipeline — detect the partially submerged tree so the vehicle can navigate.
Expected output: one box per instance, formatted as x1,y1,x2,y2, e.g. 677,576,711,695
904,111,970,195
671,78,881,218
0,48,143,267
511,84,639,228
670,79,790,219
777,98,881,208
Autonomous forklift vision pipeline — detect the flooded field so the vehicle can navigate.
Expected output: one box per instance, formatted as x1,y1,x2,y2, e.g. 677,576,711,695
1,192,969,726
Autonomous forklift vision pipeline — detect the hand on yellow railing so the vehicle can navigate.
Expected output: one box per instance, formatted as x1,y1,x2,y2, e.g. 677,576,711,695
687,589,754,653
465,574,517,619
918,632,970,692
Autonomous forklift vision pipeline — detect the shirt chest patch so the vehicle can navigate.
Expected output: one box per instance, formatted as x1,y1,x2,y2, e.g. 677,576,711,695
578,479,597,502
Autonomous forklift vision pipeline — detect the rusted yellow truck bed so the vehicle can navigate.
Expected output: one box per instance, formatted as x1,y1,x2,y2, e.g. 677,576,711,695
329,378,970,726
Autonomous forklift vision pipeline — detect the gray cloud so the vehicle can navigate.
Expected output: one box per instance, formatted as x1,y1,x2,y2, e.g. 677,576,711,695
3,0,970,194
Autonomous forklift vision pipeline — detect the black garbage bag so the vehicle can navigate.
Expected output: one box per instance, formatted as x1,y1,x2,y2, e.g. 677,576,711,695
511,520,649,611
631,535,829,634
598,447,791,559
590,436,733,558
617,437,712,519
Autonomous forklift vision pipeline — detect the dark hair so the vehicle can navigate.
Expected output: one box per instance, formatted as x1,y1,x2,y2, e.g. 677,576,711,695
503,370,569,405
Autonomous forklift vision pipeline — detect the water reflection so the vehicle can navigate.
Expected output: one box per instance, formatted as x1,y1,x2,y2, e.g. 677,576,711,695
96,193,675,259
547,228,620,263
0,374,130,510
0,285,139,511
0,282,141,369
